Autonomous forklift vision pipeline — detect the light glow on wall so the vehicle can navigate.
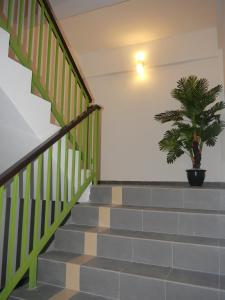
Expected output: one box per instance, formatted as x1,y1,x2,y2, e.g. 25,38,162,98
135,52,145,79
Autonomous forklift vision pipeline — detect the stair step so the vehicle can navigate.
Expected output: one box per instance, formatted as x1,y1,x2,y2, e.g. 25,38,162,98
90,185,225,211
72,203,225,238
55,224,225,274
10,282,109,300
0,28,10,58
38,250,224,300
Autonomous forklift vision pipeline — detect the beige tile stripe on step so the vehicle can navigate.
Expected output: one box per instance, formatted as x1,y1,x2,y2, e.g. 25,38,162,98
99,207,110,228
49,288,78,300
66,255,94,291
112,186,123,205
84,232,98,256
49,187,123,300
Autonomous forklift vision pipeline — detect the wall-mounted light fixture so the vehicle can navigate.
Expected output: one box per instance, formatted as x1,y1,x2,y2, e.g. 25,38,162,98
136,52,145,79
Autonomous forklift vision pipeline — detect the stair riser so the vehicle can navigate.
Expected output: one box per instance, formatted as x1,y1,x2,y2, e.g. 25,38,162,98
38,258,221,300
55,228,85,254
98,235,222,275
72,206,225,238
38,259,66,287
55,228,225,274
90,186,225,211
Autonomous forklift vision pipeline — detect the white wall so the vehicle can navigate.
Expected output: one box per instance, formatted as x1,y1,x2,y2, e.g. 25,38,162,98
217,0,225,76
0,88,40,173
79,28,225,182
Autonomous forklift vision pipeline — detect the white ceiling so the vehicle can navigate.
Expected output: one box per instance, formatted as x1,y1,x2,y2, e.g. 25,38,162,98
50,0,217,54
50,0,128,19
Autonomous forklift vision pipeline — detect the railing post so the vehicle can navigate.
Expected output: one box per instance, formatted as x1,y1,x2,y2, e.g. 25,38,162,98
6,175,19,283
93,110,100,185
29,257,38,289
0,186,4,234
29,154,43,289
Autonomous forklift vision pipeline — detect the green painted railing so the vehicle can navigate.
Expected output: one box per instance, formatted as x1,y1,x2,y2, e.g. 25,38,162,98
0,1,101,299
0,105,101,300
0,0,93,127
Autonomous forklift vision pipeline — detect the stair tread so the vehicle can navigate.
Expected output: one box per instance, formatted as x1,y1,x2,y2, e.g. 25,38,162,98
39,250,223,290
92,184,225,190
59,224,224,246
76,203,225,215
11,282,110,300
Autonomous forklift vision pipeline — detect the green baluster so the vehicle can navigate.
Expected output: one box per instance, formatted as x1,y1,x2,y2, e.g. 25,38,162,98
85,94,89,110
6,175,19,283
63,134,68,208
67,68,72,123
80,87,83,114
45,25,52,91
61,56,66,118
17,0,25,45
29,155,43,288
53,43,59,105
28,0,36,64
71,128,76,198
37,7,44,79
55,139,61,218
45,147,52,234
7,0,13,30
88,113,93,175
29,258,38,289
83,113,88,180
21,164,31,264
93,111,99,185
0,186,5,237
77,122,82,190
73,76,78,119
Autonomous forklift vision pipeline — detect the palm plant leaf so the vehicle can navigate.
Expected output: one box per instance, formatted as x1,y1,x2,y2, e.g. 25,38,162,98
154,110,184,123
201,121,225,146
202,85,223,107
155,75,224,167
159,129,185,164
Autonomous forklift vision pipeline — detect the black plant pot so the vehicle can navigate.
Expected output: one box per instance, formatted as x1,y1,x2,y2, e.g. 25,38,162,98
186,169,206,186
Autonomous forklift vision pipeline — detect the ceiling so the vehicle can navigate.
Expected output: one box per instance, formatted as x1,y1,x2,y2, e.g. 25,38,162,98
50,0,217,54
49,0,128,19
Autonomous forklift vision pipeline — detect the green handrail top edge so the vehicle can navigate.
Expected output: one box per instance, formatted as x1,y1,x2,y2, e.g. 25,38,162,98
38,0,93,103
0,104,101,187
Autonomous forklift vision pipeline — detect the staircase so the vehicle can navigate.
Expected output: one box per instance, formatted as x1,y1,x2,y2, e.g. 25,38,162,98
9,185,225,300
1,1,225,299
0,28,59,143
0,1,101,299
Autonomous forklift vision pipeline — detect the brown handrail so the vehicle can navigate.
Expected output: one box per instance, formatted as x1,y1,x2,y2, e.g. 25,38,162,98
41,0,93,103
0,105,101,186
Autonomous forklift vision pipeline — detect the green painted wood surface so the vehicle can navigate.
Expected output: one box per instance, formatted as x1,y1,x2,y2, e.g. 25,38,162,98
0,0,91,129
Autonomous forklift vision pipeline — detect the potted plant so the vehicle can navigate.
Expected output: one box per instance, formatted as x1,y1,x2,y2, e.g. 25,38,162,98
155,75,225,186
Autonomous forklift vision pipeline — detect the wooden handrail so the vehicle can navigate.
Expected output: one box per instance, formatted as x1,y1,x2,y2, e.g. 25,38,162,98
0,105,101,186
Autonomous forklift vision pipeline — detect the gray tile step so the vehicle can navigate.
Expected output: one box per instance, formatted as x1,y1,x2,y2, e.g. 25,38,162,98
10,282,110,300
38,250,225,300
72,203,225,238
90,185,225,211
55,224,225,274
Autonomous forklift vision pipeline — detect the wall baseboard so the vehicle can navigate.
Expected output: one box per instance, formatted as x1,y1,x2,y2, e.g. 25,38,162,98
98,181,225,188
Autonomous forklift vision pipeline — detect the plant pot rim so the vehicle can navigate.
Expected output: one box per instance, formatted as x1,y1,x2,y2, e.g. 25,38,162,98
186,169,206,172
